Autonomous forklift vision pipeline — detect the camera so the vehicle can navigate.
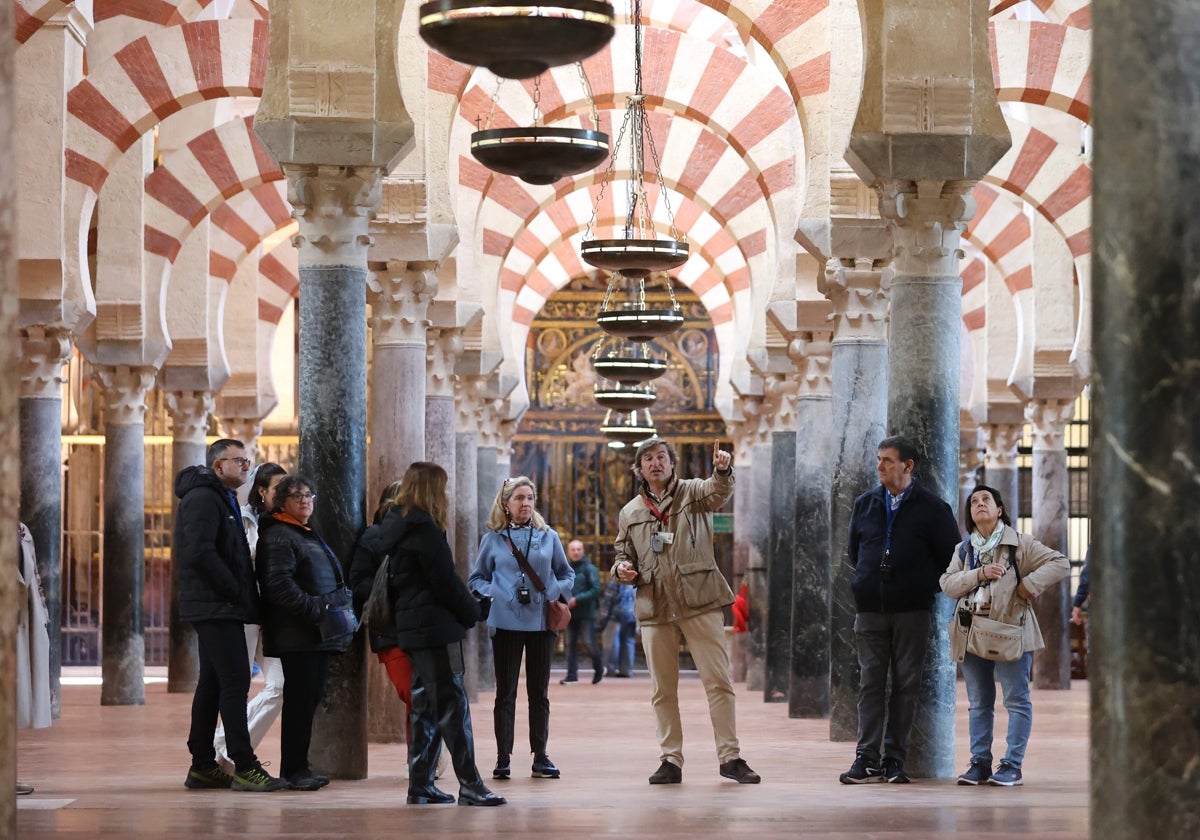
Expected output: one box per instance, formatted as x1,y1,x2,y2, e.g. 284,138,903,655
957,606,973,628
879,563,893,584
516,585,531,605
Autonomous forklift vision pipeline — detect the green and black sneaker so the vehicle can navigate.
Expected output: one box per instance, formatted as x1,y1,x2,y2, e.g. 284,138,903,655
231,762,288,792
184,765,234,790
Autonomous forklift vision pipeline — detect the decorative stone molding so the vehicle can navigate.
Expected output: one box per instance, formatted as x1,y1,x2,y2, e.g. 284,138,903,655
164,390,214,445
92,365,156,427
220,417,264,460
982,422,1023,470
377,177,429,225
1025,398,1076,452
368,260,437,346
761,373,799,433
878,179,975,279
822,257,893,343
426,328,462,400
455,374,486,432
19,325,73,400
788,335,833,399
731,395,769,460
285,164,383,266
478,399,516,451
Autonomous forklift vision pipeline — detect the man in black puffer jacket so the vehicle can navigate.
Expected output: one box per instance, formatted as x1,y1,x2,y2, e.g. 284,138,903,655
176,439,285,793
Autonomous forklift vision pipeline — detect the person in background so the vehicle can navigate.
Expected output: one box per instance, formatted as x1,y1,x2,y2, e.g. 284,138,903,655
377,462,505,806
256,474,344,792
214,462,287,772
839,435,961,785
940,484,1069,787
560,539,603,685
1071,547,1091,627
17,521,51,795
612,438,760,786
176,439,286,792
596,573,637,678
469,476,574,782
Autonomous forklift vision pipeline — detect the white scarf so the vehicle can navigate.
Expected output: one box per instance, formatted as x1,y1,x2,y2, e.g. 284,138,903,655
969,525,1004,566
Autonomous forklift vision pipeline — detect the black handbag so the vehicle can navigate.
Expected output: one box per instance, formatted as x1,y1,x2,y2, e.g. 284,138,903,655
319,585,359,650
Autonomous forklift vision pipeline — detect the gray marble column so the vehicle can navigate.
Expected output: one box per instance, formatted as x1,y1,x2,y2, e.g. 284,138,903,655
981,422,1022,521
745,441,772,692
455,427,480,699
765,429,796,703
475,441,502,691
789,343,833,717
1026,399,1073,690
93,365,156,706
1093,3,1200,831
823,256,891,741
164,390,213,693
729,435,753,683
289,166,378,779
18,326,73,716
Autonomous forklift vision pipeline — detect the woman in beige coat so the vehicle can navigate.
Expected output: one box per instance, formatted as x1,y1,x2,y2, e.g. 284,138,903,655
940,484,1069,788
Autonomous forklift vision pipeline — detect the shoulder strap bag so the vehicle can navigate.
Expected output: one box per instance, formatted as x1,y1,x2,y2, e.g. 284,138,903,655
504,534,571,632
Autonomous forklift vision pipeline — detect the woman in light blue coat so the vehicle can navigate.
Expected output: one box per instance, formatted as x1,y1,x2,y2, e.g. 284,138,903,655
468,476,574,782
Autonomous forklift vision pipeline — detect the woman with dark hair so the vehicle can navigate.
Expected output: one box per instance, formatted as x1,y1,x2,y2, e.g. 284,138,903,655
256,474,347,791
214,462,288,771
468,476,574,782
378,462,504,806
940,484,1069,788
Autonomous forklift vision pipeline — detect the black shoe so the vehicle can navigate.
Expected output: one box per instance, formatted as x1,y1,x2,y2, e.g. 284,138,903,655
881,757,910,784
285,770,325,791
592,668,603,684
185,764,234,790
231,763,288,792
492,756,511,780
458,781,506,806
648,760,682,785
407,784,455,804
957,762,992,785
531,755,560,778
719,758,761,784
559,677,578,684
838,754,882,784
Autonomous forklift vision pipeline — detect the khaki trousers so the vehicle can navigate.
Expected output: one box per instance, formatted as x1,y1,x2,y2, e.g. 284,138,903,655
641,609,739,767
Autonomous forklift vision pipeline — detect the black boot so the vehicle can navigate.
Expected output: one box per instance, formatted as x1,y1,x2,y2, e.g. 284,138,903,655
458,780,506,806
407,785,455,804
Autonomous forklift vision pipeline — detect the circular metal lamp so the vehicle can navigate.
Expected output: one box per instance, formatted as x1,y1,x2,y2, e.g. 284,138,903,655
581,239,689,279
590,337,668,384
419,0,615,79
471,127,610,185
593,381,656,411
600,408,657,444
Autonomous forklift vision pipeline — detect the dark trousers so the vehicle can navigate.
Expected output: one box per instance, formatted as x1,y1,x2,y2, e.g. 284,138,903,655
407,643,482,789
278,651,330,778
491,628,553,759
853,610,931,765
563,615,601,680
188,620,256,771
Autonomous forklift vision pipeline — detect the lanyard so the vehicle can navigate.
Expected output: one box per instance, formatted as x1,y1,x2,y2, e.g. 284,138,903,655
643,495,672,527
883,485,911,555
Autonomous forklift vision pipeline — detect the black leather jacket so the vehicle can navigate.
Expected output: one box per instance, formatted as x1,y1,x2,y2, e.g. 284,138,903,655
257,514,348,655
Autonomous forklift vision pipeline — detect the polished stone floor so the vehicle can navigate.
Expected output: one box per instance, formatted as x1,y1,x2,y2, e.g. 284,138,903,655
17,667,1089,838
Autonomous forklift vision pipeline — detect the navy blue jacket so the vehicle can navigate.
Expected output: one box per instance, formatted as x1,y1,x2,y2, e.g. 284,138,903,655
848,481,961,614
174,466,258,624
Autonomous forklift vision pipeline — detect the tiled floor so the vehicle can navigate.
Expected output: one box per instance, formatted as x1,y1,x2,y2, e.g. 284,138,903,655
17,670,1089,838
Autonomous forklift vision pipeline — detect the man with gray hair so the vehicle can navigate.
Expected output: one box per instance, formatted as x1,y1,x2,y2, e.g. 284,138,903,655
612,437,760,786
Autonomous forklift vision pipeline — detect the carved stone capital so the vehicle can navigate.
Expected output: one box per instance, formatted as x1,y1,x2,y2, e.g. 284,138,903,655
92,365,156,427
789,336,833,399
823,258,893,342
761,373,798,433
19,326,73,400
368,260,438,346
731,396,769,458
165,390,215,445
478,400,515,450
879,180,975,278
982,422,1023,470
220,417,264,461
426,328,462,399
1025,399,1075,452
285,164,383,266
455,375,487,431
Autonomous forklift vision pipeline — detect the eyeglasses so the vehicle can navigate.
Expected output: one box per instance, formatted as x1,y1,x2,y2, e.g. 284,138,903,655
288,492,317,502
217,457,253,469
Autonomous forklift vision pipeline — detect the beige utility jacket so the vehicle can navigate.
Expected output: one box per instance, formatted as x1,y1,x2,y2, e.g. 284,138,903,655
611,470,735,626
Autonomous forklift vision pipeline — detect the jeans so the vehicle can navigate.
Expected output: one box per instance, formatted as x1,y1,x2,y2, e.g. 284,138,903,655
188,620,257,771
960,651,1034,768
605,619,637,675
563,616,601,679
214,624,284,766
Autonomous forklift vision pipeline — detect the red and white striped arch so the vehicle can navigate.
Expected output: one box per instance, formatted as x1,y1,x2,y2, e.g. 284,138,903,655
965,182,1033,296
91,0,267,27
990,19,1090,123
14,0,71,44
257,248,298,326
64,18,267,290
207,180,292,282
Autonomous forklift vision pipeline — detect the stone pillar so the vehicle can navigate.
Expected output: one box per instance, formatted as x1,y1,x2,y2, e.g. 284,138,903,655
788,336,833,718
1093,4,1200,831
763,373,798,703
93,365,155,706
729,431,754,683
1,5,20,828
747,439,772,693
164,390,214,694
18,326,73,716
475,434,503,692
455,422,480,700
1026,398,1073,690
981,422,1022,521
219,417,263,464
959,425,983,517
823,255,892,741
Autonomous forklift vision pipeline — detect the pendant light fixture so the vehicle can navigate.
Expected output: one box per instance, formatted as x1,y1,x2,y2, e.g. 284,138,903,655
600,407,657,445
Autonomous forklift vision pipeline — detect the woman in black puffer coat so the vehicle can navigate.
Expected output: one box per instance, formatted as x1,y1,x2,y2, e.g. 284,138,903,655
256,474,347,792
376,462,504,807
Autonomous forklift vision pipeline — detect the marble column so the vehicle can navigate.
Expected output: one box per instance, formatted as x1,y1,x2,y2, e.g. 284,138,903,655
18,326,73,715
981,422,1022,521
745,440,772,692
765,427,796,703
365,260,434,743
1093,3,1200,831
93,365,156,706
2,9,20,828
788,341,833,718
475,440,503,691
455,425,480,699
823,256,891,741
288,165,378,778
729,434,754,683
959,426,983,518
425,330,459,559
1026,398,1073,690
164,390,214,694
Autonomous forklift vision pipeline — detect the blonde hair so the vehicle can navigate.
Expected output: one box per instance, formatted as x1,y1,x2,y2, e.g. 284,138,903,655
485,475,548,532
397,462,449,530
373,479,405,525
